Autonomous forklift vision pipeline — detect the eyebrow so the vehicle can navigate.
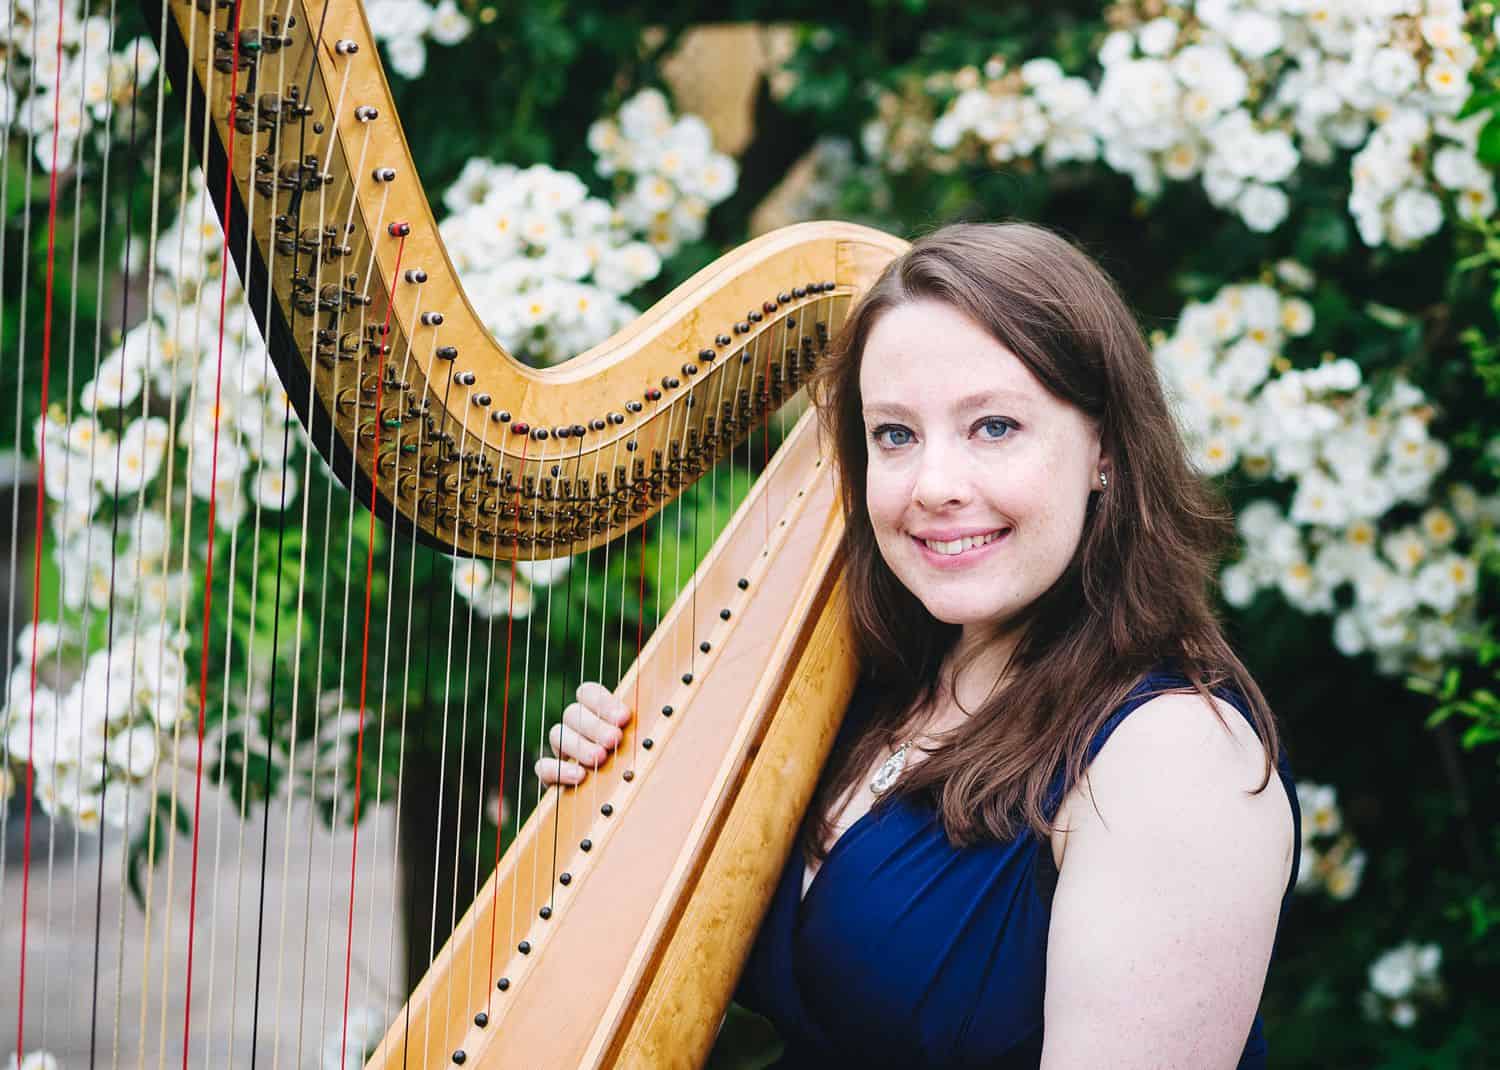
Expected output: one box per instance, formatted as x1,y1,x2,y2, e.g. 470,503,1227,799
861,390,1032,419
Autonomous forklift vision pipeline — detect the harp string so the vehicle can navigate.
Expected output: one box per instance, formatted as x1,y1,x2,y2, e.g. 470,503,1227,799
16,0,72,1049
82,1,124,1056
38,0,91,1044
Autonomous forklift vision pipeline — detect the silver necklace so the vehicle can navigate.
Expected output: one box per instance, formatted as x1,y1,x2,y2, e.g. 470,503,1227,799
870,739,914,795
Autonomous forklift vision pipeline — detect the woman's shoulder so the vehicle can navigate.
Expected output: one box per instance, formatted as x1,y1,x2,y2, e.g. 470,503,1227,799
1052,659,1296,888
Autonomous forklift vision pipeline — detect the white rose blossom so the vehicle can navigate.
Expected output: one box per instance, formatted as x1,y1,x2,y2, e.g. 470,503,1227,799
880,4,1491,245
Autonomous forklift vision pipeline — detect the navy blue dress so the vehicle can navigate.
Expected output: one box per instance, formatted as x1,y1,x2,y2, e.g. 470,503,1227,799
736,663,1301,1068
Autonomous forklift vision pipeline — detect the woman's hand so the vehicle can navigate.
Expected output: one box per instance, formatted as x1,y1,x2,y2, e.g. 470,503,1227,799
534,681,634,787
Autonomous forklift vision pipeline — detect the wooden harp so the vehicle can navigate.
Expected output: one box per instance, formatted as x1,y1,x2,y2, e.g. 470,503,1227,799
2,0,908,1063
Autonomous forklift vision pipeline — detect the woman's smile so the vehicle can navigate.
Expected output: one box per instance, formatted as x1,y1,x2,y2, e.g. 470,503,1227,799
910,527,1011,569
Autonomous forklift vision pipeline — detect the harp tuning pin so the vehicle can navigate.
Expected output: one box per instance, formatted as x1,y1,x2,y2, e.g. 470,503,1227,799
609,412,625,424
374,167,397,183
765,300,779,313
748,310,763,323
435,345,458,360
681,363,697,376
354,104,379,121
421,311,444,326
572,423,586,436
715,333,731,346
734,321,749,334
661,376,680,390
473,393,492,407
388,221,410,237
532,427,549,440
510,422,529,434
454,370,477,386
625,400,642,413
645,388,662,402
403,267,426,283
590,418,606,431
792,285,806,298
699,347,715,361
554,427,570,440
778,291,791,303
334,38,358,54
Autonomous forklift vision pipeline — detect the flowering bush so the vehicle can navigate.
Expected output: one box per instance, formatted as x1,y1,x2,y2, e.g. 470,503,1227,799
1152,273,1498,677
1294,780,1367,900
364,0,471,80
588,88,740,257
867,1,1495,244
1362,941,1447,1029
439,162,659,366
0,0,157,169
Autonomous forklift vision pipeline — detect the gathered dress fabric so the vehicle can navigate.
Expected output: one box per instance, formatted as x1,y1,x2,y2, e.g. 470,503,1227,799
734,663,1302,1068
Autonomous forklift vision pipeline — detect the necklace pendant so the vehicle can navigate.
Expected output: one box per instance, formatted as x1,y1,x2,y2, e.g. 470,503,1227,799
870,743,909,796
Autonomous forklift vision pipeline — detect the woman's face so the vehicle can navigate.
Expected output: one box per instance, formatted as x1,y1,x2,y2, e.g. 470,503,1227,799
858,299,1104,644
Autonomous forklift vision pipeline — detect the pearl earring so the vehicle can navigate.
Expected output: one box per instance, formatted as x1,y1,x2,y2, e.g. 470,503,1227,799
1099,471,1108,489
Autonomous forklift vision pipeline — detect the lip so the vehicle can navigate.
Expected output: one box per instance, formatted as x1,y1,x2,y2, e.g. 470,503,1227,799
909,527,1008,541
910,528,1011,569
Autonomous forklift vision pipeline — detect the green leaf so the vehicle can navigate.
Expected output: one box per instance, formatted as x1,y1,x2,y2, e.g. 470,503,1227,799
1478,114,1500,167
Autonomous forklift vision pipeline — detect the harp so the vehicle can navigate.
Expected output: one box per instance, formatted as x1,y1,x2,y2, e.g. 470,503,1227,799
2,0,907,1063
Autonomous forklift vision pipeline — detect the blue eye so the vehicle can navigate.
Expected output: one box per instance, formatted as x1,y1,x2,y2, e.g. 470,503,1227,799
977,417,1015,440
870,424,912,448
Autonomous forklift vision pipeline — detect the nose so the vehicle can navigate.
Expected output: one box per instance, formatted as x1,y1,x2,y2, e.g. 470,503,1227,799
909,436,970,511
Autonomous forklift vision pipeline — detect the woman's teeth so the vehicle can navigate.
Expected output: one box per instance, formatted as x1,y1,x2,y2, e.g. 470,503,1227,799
920,530,1007,556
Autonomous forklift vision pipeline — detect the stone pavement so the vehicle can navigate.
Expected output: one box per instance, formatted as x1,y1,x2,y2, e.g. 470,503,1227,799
1,793,403,1069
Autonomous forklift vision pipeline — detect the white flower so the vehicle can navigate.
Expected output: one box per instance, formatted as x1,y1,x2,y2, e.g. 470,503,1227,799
1238,184,1290,232
107,724,159,778
515,556,571,587
1219,561,1257,607
250,467,298,510
452,559,492,601
383,36,428,80
1019,57,1064,87
1368,48,1420,97
1389,188,1444,246
1369,945,1418,999
427,0,471,45
1325,847,1366,900
1390,999,1418,1028
1227,11,1282,59
1137,18,1178,58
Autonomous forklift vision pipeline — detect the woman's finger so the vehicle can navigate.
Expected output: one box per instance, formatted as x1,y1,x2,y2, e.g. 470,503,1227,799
535,756,586,787
562,701,623,751
548,722,607,767
576,681,632,728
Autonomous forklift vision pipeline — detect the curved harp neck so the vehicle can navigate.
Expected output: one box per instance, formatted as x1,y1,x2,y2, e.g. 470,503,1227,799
152,0,905,559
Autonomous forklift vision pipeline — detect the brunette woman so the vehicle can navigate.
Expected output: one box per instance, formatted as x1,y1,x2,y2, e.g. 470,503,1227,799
539,221,1299,1069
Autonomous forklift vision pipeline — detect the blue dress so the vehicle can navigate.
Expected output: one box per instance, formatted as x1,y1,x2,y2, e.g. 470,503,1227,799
735,663,1301,1068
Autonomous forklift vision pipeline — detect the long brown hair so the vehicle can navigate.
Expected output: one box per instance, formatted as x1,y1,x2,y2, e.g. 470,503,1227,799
803,220,1282,859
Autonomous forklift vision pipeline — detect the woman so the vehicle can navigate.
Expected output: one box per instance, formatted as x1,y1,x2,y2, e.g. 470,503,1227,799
539,221,1300,1068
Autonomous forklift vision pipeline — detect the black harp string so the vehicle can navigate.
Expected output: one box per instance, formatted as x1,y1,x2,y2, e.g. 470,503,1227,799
82,3,127,1062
